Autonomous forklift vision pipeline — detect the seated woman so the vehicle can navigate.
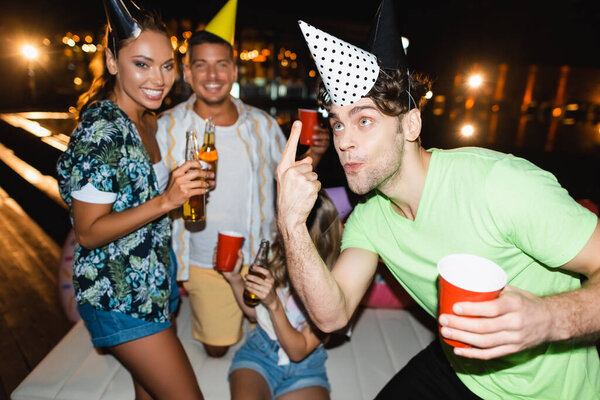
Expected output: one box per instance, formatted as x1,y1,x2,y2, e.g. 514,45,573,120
221,190,343,399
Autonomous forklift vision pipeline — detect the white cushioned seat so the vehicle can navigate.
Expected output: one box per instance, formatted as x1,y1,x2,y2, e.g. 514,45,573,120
12,297,435,400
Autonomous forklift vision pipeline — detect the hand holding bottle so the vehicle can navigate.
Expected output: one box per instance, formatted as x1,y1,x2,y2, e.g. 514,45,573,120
182,130,206,222
162,160,211,211
243,239,270,307
243,266,277,310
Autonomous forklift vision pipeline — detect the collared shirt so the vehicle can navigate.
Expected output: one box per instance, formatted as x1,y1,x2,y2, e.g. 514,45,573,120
57,100,172,323
156,95,286,280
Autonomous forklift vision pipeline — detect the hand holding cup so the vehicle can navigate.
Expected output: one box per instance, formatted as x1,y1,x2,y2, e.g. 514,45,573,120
216,231,245,272
437,254,507,348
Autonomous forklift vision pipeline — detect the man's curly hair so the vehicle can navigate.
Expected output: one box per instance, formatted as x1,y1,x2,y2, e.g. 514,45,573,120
317,65,432,117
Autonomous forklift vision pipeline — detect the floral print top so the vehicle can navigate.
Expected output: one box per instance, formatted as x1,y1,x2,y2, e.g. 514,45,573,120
57,100,172,323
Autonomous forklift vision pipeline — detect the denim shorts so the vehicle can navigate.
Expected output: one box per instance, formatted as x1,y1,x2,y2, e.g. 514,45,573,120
78,254,180,348
229,325,330,397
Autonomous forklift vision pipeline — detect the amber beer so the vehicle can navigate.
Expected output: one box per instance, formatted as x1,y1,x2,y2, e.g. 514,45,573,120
199,117,218,175
182,130,206,222
243,239,270,307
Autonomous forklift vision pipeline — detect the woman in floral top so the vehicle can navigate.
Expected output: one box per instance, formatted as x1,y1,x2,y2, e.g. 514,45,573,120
56,3,209,399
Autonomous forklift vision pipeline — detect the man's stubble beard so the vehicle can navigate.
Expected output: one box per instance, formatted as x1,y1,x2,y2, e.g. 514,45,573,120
198,93,230,107
343,126,405,196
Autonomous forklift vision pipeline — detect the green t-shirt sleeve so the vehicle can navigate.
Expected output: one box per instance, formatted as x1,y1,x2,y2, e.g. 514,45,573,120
485,156,597,268
341,201,378,254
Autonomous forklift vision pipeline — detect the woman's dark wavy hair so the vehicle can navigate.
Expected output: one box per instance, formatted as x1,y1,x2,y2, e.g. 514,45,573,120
317,65,432,117
76,10,169,119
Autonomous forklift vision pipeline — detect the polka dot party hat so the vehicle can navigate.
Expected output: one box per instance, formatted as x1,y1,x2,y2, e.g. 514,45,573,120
298,20,380,106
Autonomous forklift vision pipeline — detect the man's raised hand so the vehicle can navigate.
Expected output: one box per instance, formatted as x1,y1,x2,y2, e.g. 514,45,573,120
276,121,321,232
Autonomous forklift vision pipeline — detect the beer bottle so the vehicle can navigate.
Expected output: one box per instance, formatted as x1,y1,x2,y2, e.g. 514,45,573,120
199,117,218,175
243,239,270,307
182,130,206,222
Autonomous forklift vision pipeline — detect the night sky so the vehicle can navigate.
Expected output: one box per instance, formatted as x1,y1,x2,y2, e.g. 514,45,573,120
0,0,598,198
2,0,599,74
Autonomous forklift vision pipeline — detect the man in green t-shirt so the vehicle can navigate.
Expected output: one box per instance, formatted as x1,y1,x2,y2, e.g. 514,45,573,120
275,20,600,399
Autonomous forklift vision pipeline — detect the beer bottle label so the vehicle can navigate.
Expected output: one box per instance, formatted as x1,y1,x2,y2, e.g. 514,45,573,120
199,160,210,170
200,150,218,162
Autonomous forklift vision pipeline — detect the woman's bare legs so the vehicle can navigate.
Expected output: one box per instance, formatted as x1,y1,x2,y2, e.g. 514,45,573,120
132,379,153,400
278,386,330,400
230,368,329,400
230,368,271,400
110,326,203,400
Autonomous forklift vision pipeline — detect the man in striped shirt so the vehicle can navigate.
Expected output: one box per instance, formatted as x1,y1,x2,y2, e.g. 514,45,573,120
156,29,329,358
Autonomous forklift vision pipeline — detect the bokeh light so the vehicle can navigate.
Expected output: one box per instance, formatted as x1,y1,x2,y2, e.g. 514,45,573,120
21,45,38,60
468,74,483,88
401,36,409,50
461,124,475,137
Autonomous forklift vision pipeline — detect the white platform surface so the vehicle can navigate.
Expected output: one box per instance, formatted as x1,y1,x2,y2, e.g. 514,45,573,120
12,297,435,400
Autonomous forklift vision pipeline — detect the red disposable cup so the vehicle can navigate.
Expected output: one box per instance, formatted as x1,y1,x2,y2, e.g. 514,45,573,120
216,231,244,272
438,254,507,348
298,109,318,146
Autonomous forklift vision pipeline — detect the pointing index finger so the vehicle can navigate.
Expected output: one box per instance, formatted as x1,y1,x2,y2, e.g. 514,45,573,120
280,120,302,169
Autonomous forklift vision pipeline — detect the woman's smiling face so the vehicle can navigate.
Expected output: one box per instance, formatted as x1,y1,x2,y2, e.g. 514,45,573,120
108,29,175,112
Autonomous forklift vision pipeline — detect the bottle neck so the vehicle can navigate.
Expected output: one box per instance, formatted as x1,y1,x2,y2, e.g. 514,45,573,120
185,132,197,161
253,241,270,266
203,117,216,147
203,131,215,146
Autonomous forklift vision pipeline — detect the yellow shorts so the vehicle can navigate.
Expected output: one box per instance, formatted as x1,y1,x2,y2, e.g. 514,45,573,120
183,266,247,347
